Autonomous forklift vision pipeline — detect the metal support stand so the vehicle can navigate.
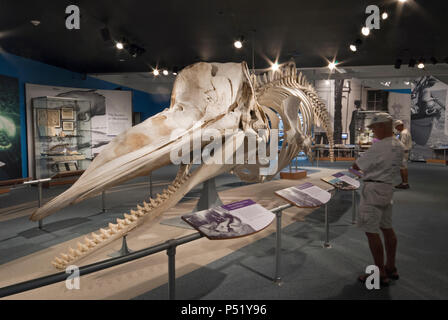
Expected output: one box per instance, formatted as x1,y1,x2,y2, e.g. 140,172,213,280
149,173,153,198
323,204,331,248
274,210,283,285
193,178,223,212
166,241,176,300
101,191,107,213
351,189,357,224
108,235,133,258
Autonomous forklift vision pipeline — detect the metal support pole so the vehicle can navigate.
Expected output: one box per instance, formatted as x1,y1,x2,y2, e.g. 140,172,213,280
108,235,133,258
149,173,153,198
352,190,356,224
274,210,283,285
101,191,106,213
166,241,176,300
324,204,331,248
38,181,43,229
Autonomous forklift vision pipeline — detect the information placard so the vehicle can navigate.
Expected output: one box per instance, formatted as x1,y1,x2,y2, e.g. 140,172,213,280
182,199,275,240
274,182,331,208
321,172,360,190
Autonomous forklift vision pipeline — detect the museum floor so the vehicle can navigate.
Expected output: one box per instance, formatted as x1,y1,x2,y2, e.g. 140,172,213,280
0,161,447,300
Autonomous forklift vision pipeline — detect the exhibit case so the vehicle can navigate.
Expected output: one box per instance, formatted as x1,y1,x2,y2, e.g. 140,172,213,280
354,110,377,147
32,96,93,179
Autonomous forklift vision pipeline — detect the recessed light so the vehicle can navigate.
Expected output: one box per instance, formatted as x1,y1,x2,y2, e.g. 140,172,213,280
361,27,370,36
162,70,169,76
350,44,357,52
271,62,279,71
382,12,388,20
153,69,160,76
328,61,337,71
234,40,243,49
30,20,41,26
116,42,124,50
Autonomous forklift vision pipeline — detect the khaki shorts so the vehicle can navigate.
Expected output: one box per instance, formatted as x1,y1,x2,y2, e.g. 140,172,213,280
401,151,410,169
357,182,394,234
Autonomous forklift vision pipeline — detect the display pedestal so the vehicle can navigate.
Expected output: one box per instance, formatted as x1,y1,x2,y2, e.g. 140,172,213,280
193,178,223,212
108,235,133,258
280,170,307,180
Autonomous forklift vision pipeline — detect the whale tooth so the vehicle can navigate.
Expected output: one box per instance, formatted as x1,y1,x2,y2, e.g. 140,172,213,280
168,185,176,192
124,218,132,225
108,226,117,235
137,204,143,211
52,261,63,269
55,257,65,265
69,247,76,256
160,193,168,200
143,201,152,210
150,198,157,206
91,233,102,243
100,228,110,239
61,253,71,262
124,213,137,222
84,237,96,247
78,242,88,252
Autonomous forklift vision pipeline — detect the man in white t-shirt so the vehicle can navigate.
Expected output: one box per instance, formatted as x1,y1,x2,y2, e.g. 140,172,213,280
394,120,412,189
351,112,404,287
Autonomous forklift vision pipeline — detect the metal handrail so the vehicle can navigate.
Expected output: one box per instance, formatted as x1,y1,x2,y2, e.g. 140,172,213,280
0,204,291,299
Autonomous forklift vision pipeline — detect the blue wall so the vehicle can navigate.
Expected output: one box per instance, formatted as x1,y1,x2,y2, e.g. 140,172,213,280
0,51,169,178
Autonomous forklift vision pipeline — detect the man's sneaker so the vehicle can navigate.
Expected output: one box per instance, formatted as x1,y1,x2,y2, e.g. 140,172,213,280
395,183,410,189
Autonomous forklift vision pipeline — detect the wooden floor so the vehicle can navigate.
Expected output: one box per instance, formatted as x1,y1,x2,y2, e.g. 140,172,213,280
0,168,338,300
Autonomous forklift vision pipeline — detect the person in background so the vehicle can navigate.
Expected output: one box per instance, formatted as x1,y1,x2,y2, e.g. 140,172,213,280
351,112,404,287
394,120,412,189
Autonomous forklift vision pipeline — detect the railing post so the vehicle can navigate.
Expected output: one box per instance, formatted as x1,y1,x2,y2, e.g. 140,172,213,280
149,173,153,198
274,209,283,285
166,240,177,300
101,191,106,213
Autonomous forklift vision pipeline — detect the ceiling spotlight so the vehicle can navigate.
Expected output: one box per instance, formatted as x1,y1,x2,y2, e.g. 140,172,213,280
30,20,41,27
328,61,337,71
382,12,388,20
430,57,438,65
162,70,169,76
350,44,357,52
271,62,279,71
408,58,416,68
418,60,425,69
234,40,243,49
116,42,124,50
394,59,403,69
172,66,179,76
361,27,370,36
399,0,407,3
153,69,160,76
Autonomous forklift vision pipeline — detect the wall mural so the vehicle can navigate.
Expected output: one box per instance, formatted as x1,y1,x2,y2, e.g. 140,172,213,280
411,76,448,160
0,74,21,181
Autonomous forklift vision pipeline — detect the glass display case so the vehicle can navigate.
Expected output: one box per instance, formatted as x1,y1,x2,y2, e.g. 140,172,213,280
354,110,377,147
32,96,93,179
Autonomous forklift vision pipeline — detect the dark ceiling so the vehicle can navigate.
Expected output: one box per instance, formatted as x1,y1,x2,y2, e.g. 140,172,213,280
0,0,447,73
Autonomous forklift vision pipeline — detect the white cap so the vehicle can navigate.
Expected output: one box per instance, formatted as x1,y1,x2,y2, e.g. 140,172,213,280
394,119,404,127
367,112,393,128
